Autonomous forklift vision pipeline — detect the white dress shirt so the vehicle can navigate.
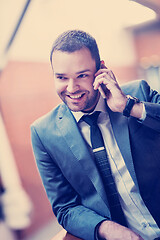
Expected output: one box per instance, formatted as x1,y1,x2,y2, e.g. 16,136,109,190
72,96,160,240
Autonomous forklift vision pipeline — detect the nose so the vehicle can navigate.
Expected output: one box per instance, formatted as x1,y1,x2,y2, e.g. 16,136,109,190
67,78,79,93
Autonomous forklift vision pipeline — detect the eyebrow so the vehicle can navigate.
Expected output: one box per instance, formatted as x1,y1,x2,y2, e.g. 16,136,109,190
55,69,91,76
55,73,66,76
76,69,91,74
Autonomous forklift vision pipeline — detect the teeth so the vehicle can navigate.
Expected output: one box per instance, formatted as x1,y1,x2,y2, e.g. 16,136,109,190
69,94,83,99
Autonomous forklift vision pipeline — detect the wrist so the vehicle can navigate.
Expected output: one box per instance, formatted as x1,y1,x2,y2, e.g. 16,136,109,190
130,101,144,119
123,95,143,118
95,220,107,240
98,220,112,239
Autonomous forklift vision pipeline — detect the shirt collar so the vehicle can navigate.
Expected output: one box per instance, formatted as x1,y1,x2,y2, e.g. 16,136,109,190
71,96,107,123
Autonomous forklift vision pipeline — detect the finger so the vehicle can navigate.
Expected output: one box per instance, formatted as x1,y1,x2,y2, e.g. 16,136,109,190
94,72,108,81
95,68,110,77
94,73,115,88
94,77,111,90
96,61,117,82
95,69,116,83
94,73,115,84
98,85,106,99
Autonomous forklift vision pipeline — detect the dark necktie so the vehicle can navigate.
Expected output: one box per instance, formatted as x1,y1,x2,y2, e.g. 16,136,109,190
82,111,127,227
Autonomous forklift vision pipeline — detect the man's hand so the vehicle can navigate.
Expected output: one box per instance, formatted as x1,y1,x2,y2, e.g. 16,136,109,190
98,220,144,240
94,63,143,119
94,66,127,113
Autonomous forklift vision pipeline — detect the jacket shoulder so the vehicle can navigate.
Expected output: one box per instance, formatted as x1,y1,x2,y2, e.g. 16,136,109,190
121,79,151,101
31,103,66,130
121,79,148,92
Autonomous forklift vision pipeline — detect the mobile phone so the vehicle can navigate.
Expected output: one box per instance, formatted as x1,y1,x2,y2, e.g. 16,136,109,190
98,60,107,99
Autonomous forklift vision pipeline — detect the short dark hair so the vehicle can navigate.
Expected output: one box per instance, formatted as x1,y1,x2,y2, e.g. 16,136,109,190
50,30,101,70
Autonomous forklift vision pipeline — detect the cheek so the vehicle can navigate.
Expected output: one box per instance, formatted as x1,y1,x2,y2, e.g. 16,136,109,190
82,77,94,89
85,81,94,92
55,81,66,94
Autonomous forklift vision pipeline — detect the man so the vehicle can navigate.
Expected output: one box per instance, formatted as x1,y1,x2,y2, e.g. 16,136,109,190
31,30,160,240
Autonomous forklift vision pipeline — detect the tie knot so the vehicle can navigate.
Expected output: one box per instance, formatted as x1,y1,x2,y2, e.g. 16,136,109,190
82,111,100,126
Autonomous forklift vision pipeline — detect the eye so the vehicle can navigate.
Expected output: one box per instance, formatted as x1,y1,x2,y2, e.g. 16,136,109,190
77,74,88,79
56,75,68,80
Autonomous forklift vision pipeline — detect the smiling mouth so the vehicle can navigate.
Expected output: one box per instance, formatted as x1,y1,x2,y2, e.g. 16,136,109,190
67,93,86,100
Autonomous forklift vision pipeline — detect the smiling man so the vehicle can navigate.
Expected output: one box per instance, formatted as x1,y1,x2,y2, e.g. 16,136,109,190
52,48,99,112
31,30,160,240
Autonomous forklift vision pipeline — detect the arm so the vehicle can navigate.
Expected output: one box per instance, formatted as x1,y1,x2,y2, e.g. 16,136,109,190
31,123,145,240
93,66,157,239
94,67,143,119
31,125,106,240
98,221,144,240
94,65,160,132
139,80,160,132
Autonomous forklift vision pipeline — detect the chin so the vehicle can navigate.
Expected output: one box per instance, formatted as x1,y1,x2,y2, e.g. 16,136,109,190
68,106,83,112
66,103,84,112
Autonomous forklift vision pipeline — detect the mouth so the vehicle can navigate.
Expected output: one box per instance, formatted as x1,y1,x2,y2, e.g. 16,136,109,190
66,92,86,100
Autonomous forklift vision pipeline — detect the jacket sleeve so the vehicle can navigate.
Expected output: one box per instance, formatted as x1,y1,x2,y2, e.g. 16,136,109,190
30,125,106,240
139,80,160,132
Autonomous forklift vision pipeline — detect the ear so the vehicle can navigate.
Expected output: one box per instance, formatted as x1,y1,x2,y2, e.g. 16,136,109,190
100,60,107,69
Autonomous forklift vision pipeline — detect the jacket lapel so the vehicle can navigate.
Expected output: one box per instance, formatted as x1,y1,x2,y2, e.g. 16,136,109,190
107,105,139,188
56,104,109,206
56,103,139,204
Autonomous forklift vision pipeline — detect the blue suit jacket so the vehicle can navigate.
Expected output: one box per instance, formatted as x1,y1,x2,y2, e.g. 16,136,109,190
31,80,160,240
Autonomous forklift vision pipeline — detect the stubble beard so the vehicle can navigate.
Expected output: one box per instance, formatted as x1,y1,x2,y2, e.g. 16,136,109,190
59,90,100,112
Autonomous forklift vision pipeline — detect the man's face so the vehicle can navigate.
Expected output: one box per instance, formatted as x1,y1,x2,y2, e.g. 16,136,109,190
52,48,100,112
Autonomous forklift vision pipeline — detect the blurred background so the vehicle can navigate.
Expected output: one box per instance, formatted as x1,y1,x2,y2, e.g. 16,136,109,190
0,0,160,239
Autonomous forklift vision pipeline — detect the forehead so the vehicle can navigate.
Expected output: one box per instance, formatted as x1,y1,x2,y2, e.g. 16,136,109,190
52,48,96,73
